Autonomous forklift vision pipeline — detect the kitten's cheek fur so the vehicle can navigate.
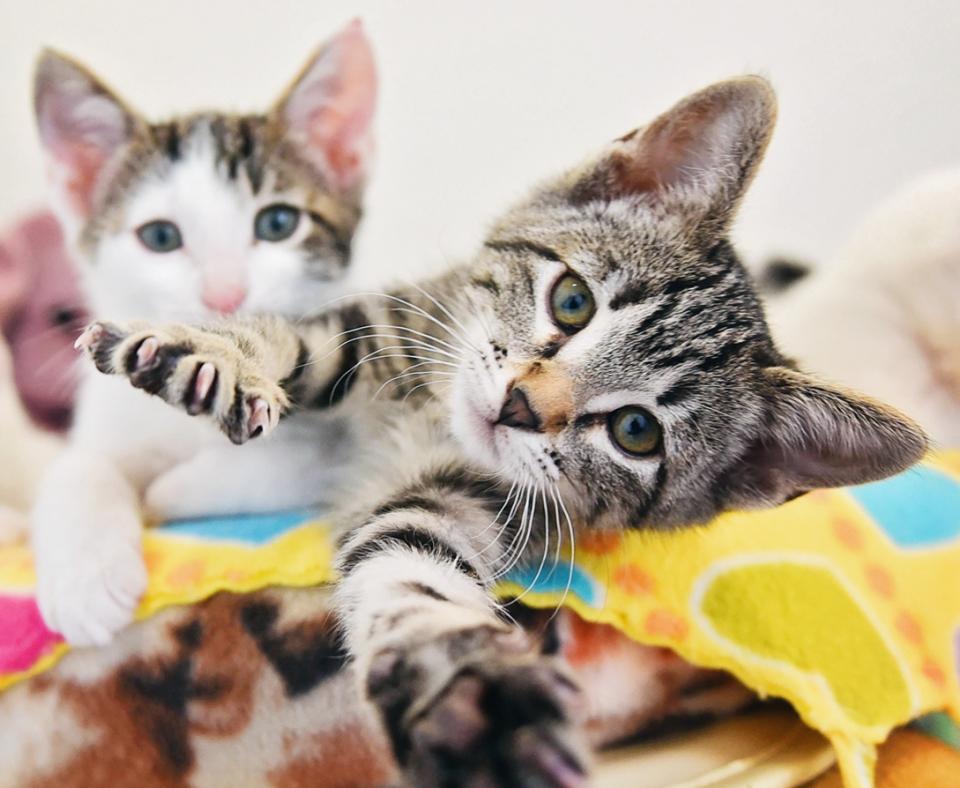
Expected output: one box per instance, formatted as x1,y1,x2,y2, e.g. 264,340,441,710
448,376,500,470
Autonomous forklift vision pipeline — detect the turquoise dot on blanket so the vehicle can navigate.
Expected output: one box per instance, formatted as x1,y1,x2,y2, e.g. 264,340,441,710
847,466,960,548
503,560,604,607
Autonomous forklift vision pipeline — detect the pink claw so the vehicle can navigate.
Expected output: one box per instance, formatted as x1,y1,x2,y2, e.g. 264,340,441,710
193,362,217,405
74,323,104,352
248,398,271,437
136,337,159,370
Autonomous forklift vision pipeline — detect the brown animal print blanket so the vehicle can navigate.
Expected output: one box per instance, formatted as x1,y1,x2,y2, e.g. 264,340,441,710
0,585,750,787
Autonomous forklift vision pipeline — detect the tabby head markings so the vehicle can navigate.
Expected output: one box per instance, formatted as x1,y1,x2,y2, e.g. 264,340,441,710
34,20,376,322
449,77,927,528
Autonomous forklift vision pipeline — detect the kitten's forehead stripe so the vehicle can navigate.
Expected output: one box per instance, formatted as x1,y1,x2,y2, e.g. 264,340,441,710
238,119,255,161
159,122,181,162
484,240,564,263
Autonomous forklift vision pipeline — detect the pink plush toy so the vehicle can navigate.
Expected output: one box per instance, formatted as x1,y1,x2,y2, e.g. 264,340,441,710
0,211,87,430
0,210,85,542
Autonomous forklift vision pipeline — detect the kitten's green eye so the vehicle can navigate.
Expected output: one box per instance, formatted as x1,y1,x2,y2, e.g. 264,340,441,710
136,220,182,253
255,204,301,242
608,407,662,456
550,274,595,332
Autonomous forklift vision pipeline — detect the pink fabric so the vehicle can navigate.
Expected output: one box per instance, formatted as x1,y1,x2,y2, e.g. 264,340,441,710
0,593,62,673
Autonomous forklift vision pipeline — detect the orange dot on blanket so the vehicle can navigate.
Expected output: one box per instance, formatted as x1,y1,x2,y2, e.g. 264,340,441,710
865,564,895,598
165,560,206,589
922,659,947,687
142,548,163,574
578,530,623,555
832,518,864,551
896,612,923,644
613,564,655,595
644,609,688,641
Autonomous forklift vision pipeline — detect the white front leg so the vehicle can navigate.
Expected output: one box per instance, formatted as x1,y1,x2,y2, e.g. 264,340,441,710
31,447,146,646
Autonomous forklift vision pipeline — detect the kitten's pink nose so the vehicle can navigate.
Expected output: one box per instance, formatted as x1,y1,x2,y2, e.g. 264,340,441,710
202,285,247,315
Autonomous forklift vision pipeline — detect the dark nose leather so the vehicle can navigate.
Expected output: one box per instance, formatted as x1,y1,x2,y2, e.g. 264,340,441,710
496,385,542,431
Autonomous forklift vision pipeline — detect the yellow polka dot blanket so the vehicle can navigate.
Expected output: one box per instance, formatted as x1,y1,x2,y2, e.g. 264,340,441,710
1,452,958,788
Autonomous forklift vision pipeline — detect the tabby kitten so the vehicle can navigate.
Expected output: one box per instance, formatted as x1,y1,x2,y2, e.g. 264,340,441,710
32,21,377,646
80,77,925,786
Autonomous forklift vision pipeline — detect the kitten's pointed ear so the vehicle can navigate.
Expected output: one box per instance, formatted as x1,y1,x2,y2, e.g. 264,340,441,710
722,367,928,508
274,19,377,192
571,76,776,234
34,50,140,228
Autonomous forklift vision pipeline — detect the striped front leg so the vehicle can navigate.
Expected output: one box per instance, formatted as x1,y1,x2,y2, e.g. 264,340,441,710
77,287,469,441
334,467,587,788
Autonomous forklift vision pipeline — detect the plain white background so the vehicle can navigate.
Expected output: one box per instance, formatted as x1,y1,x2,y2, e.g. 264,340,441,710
1,0,958,280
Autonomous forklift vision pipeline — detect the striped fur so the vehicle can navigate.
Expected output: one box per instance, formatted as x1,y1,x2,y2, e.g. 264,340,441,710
80,77,927,786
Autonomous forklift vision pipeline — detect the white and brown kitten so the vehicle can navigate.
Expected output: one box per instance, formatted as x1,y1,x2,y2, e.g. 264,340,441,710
80,77,926,787
31,21,377,646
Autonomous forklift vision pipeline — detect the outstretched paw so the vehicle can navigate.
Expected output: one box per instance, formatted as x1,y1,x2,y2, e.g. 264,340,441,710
77,321,286,444
367,629,587,788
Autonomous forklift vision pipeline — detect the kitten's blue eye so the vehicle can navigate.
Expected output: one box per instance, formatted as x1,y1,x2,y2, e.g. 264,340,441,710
550,273,596,332
255,204,301,242
608,407,661,456
136,220,182,253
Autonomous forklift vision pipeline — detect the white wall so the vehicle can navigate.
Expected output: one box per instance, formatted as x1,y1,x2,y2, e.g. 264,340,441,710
1,0,958,279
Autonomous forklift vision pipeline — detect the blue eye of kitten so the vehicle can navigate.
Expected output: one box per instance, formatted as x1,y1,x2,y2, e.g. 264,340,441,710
608,407,662,456
550,273,596,332
254,204,301,242
136,220,183,253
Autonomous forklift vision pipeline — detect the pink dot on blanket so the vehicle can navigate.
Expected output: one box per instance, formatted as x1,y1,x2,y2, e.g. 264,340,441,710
0,594,63,673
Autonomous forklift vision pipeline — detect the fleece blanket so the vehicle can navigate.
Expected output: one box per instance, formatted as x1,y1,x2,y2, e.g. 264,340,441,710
1,453,959,788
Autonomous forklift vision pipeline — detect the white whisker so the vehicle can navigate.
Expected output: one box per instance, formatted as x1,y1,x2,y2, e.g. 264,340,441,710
407,281,485,349
547,487,577,621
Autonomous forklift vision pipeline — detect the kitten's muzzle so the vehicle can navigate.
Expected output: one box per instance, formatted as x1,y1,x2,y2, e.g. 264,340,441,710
496,385,543,432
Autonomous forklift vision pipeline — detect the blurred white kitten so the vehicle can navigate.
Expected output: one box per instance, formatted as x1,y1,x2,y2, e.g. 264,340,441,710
769,168,960,446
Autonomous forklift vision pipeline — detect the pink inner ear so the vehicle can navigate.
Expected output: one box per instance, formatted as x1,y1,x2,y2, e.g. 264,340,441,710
284,21,377,191
51,142,112,216
36,70,132,217
616,97,728,197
